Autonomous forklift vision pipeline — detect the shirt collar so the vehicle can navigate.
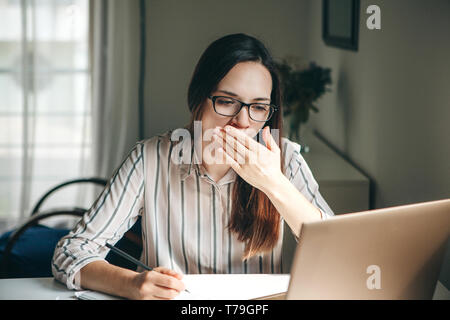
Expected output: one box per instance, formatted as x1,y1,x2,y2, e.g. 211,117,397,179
178,139,237,185
178,140,197,181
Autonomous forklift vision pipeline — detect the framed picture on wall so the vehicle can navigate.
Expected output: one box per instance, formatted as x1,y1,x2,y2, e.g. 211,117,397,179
322,0,360,51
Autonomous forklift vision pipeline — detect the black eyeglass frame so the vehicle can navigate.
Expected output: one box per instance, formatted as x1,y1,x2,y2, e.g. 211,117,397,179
208,95,279,122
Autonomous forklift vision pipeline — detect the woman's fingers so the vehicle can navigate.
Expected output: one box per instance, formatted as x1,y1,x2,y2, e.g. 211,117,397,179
223,126,261,152
151,269,186,292
151,284,181,300
217,146,242,173
213,128,262,165
154,266,183,280
133,267,186,300
213,133,246,164
262,126,280,153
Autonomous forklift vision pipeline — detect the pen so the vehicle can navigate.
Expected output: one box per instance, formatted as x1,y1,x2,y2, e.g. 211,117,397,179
105,243,190,294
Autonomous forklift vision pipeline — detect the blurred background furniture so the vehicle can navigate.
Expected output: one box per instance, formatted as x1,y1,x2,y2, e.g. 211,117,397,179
282,130,370,272
0,177,143,279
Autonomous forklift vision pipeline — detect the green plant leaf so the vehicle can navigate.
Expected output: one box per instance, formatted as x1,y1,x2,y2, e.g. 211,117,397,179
275,59,332,132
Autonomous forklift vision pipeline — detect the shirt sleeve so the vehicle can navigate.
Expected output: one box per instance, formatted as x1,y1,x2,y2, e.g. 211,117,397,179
282,138,335,241
51,141,146,290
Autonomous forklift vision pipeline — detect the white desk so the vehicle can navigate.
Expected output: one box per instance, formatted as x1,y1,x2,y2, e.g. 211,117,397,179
0,277,77,300
0,277,448,300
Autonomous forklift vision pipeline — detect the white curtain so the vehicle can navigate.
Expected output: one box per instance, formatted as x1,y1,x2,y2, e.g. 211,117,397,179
89,0,142,180
0,0,143,233
0,0,93,232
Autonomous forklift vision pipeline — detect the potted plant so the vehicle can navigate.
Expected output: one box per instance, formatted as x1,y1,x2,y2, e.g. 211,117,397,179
275,58,332,150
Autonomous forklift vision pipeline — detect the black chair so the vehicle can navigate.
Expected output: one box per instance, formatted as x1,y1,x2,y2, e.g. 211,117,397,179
0,177,143,278
29,177,108,216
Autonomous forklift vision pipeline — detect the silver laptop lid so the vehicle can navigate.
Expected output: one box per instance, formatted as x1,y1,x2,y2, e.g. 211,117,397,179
287,199,450,299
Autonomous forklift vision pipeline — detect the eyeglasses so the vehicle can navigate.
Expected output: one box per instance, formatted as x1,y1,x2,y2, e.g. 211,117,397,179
208,95,278,122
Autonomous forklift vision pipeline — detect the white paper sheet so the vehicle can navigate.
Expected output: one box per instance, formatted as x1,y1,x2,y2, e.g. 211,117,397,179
175,274,290,300
74,290,124,300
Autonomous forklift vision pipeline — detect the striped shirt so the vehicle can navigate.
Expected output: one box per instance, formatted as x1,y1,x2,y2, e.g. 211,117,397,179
52,129,334,290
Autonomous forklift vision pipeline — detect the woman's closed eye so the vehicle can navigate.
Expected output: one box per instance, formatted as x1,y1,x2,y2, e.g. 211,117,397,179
253,105,269,111
217,98,235,105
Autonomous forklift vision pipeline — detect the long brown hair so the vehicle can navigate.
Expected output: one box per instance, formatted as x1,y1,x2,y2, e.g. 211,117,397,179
186,33,285,260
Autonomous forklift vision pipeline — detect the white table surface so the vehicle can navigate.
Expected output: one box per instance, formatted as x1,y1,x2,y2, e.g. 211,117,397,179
0,277,77,300
0,277,448,300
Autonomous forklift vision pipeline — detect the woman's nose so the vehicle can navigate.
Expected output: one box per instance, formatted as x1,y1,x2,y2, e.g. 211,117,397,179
233,106,251,127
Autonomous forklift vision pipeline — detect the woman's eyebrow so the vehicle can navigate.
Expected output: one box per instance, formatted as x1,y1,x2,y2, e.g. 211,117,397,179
217,89,270,102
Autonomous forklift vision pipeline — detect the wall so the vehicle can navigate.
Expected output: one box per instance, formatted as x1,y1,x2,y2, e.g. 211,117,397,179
302,0,450,208
301,0,450,288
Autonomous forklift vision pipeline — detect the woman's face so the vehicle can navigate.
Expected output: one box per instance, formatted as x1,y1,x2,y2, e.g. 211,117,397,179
200,61,273,139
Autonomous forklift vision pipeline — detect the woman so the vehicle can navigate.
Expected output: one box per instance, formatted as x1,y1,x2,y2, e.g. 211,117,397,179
52,33,334,300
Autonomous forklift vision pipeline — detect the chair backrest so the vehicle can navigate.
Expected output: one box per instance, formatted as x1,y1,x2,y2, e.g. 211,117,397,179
0,209,86,277
1,177,106,277
30,177,108,216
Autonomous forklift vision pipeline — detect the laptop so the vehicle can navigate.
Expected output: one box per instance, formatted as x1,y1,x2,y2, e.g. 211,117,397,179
257,199,450,300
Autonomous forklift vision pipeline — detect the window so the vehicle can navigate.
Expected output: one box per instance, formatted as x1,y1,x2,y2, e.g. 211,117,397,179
0,0,91,226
